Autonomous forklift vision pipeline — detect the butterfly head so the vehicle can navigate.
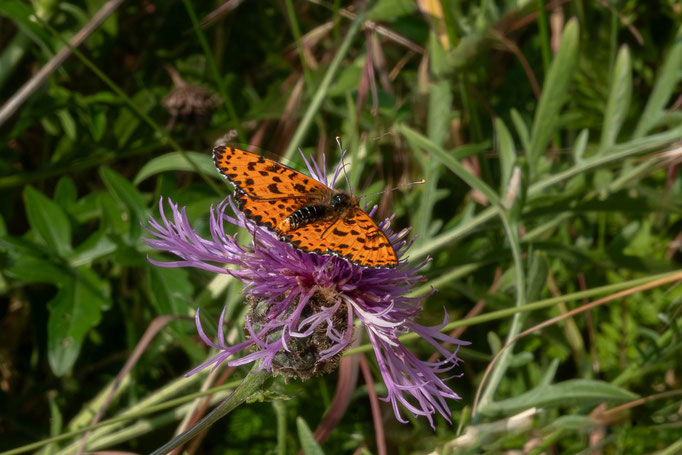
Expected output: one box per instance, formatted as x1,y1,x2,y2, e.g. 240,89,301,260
330,191,358,210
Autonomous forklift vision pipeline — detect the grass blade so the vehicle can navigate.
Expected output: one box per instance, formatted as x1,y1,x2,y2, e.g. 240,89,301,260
528,18,579,176
599,45,632,154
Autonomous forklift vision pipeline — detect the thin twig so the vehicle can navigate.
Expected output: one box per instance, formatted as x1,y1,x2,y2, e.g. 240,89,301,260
0,0,124,127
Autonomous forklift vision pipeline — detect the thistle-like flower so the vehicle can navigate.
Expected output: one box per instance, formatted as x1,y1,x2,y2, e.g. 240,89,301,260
143,154,469,428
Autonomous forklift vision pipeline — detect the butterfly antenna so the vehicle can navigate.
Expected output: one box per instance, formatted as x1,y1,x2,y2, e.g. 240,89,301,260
370,130,392,141
336,136,353,194
359,179,426,200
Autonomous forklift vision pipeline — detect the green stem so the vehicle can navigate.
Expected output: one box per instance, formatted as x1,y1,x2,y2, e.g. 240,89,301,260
536,0,551,74
150,368,268,455
343,270,682,356
284,0,314,92
273,400,288,455
476,215,525,413
181,0,244,140
282,11,364,162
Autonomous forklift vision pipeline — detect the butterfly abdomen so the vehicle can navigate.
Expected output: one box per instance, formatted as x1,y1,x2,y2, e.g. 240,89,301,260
280,205,331,231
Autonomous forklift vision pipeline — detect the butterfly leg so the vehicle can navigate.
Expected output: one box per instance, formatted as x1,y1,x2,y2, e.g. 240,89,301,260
319,215,342,239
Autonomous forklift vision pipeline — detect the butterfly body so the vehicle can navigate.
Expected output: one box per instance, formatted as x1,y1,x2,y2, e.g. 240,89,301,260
279,191,356,231
213,146,398,268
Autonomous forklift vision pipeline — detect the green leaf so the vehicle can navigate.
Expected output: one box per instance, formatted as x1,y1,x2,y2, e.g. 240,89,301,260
429,30,448,77
47,267,110,376
296,417,325,455
510,108,530,153
367,0,416,20
632,24,682,138
99,166,148,237
147,266,193,315
427,81,452,146
599,46,632,154
526,252,548,303
495,118,516,191
89,104,107,141
55,176,78,209
23,185,72,258
56,109,77,141
528,19,580,175
7,255,71,284
484,379,638,414
399,124,501,207
133,152,219,185
413,80,451,244
70,231,117,267
113,90,156,147
0,1,53,53
573,129,589,164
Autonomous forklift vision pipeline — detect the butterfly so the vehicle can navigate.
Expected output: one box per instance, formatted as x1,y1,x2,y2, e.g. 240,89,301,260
212,145,398,268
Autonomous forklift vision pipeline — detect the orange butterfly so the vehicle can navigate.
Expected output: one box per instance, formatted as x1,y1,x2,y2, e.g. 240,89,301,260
212,146,398,268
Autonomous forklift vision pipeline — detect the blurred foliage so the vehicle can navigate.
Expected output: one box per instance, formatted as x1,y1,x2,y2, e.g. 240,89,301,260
1,0,682,454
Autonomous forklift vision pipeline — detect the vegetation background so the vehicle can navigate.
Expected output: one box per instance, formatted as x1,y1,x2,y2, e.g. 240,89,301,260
2,0,682,453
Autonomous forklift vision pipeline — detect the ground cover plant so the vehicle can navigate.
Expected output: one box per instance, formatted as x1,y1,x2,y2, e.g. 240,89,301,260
1,1,682,453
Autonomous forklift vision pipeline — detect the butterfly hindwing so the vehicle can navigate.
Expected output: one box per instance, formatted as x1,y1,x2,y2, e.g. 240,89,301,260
339,209,397,268
282,209,397,268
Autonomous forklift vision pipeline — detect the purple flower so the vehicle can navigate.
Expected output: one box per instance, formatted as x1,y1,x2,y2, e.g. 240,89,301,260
143,153,469,428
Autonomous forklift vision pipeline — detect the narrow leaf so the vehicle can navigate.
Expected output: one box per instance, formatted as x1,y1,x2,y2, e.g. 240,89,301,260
510,108,530,153
632,24,682,138
573,129,589,164
134,152,219,185
528,19,580,173
496,118,516,190
484,379,638,414
297,417,325,455
599,46,632,154
399,124,501,207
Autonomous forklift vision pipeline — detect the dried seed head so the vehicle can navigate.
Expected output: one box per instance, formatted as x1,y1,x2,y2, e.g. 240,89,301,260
247,290,350,380
163,84,221,127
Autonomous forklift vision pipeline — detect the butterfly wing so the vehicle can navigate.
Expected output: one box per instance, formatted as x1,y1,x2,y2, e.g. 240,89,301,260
234,189,311,231
281,208,398,268
213,145,328,199
214,145,397,268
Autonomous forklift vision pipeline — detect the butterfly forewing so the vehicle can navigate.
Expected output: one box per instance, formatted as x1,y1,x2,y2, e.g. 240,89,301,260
213,146,326,199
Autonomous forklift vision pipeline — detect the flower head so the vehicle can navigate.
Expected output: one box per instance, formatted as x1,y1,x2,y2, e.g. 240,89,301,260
143,153,469,428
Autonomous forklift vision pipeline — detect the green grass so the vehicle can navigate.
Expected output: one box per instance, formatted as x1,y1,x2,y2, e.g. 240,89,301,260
2,1,682,454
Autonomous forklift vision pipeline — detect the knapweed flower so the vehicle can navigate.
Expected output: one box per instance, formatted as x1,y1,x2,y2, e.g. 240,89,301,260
143,153,469,428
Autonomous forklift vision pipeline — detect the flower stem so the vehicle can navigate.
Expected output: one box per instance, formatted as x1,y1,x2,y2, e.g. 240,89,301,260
150,367,268,455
